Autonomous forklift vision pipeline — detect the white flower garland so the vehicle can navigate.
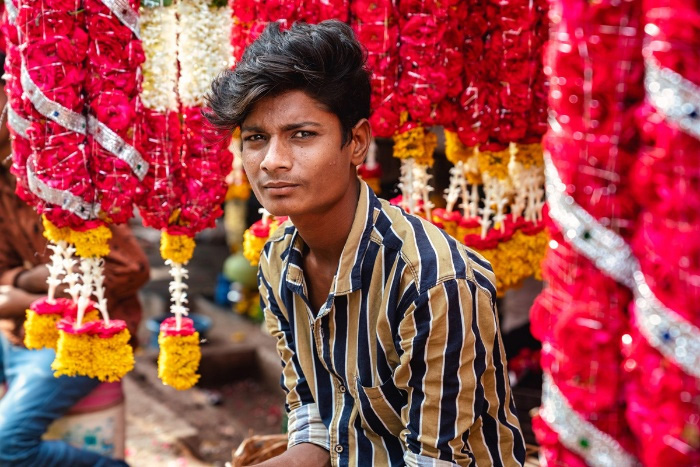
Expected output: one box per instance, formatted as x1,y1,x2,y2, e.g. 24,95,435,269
140,5,179,112
178,0,233,107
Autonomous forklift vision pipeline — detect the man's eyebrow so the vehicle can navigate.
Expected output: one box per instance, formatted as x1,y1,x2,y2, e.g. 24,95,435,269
280,121,322,131
240,121,322,133
240,124,265,133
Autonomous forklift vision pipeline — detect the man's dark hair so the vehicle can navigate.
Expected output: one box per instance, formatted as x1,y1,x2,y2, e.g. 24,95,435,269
206,20,371,146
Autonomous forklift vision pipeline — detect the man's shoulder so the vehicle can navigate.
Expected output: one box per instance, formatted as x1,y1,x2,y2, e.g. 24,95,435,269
372,200,496,295
259,220,296,269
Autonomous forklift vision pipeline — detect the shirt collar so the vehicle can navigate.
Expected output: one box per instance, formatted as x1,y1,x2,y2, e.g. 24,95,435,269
283,180,380,300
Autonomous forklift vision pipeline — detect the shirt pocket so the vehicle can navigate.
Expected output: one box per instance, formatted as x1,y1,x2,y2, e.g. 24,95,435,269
353,376,405,438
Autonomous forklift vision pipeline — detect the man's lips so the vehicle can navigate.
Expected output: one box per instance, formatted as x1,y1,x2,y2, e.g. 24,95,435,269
262,181,300,195
262,181,299,189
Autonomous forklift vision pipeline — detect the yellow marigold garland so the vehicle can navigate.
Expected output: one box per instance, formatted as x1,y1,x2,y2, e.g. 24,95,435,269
477,146,512,181
242,218,285,267
473,229,548,296
157,332,202,390
24,311,63,350
52,323,134,382
70,225,112,258
225,182,251,201
444,130,474,165
512,142,544,168
160,232,196,264
24,307,99,350
242,229,268,267
42,215,71,243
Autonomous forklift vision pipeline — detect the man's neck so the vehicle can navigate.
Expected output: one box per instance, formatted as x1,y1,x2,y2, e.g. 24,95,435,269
290,178,361,268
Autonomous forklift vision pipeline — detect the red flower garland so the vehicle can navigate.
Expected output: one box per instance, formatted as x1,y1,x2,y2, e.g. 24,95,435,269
85,0,145,225
622,2,700,462
351,0,401,137
1,1,36,206
531,0,644,463
16,0,94,230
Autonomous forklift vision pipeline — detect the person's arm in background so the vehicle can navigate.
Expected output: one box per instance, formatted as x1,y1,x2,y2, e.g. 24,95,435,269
101,224,150,300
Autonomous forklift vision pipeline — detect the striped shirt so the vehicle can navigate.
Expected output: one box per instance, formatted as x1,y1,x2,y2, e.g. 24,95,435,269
259,181,526,466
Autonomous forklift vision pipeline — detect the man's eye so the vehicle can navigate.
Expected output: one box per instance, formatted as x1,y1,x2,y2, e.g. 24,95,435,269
244,134,265,142
292,130,315,138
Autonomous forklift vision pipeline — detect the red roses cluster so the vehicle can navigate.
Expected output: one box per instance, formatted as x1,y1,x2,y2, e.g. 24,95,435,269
85,0,145,225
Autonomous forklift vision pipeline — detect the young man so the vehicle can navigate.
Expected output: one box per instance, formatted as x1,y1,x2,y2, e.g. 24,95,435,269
0,55,150,466
208,20,525,467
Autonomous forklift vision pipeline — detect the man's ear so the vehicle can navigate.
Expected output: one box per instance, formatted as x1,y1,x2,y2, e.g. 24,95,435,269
349,118,372,167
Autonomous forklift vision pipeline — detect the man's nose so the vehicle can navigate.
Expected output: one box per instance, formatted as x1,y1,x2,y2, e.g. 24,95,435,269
260,137,292,173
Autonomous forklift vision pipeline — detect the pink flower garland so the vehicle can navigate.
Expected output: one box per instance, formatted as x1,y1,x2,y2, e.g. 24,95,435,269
177,108,231,236
351,0,401,138
1,1,36,206
16,0,94,230
531,0,644,463
622,2,700,463
396,0,448,127
456,0,489,148
84,0,145,225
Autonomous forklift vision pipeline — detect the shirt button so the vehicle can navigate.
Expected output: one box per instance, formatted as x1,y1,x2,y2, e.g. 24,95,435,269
335,444,344,453
339,385,346,393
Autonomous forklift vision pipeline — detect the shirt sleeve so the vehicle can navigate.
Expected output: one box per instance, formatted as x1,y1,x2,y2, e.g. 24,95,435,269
393,278,525,467
258,260,330,452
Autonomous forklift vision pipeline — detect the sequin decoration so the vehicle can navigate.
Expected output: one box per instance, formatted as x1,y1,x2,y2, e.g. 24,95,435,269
645,57,700,140
540,373,637,467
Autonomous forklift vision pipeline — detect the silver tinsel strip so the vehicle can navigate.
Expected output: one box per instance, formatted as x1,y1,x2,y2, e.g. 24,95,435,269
88,115,149,180
545,151,700,378
20,64,87,135
8,105,30,139
540,373,637,467
632,271,700,379
26,157,99,220
645,58,700,140
100,0,141,38
6,0,17,24
543,151,638,288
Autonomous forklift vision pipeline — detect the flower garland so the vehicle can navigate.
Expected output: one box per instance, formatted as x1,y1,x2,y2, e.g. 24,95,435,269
84,0,146,225
242,213,288,267
136,1,183,231
351,0,400,137
150,0,235,390
0,1,36,207
53,0,145,382
622,5,700,463
456,0,489,148
531,1,645,463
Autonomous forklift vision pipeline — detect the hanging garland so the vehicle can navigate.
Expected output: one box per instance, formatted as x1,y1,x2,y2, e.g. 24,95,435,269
622,4,700,463
149,0,236,390
530,0,644,463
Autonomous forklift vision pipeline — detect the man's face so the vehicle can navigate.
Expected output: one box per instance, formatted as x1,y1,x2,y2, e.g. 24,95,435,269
240,90,364,218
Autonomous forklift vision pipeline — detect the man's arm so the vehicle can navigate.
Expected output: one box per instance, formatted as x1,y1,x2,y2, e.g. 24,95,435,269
393,279,525,467
257,258,330,465
0,285,42,319
249,442,330,467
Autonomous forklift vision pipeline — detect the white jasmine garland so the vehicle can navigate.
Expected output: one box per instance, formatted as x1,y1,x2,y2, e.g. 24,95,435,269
140,5,179,112
178,0,233,107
